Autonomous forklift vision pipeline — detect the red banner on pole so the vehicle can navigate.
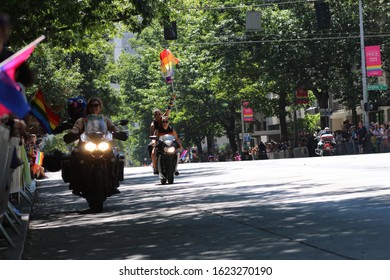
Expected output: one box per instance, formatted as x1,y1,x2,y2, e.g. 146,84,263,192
295,88,309,104
242,102,253,122
365,45,382,77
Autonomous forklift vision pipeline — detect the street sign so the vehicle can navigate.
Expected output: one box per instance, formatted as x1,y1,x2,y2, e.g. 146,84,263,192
244,133,251,142
367,84,388,91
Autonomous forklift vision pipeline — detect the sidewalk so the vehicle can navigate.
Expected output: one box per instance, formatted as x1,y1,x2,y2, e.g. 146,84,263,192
0,181,36,260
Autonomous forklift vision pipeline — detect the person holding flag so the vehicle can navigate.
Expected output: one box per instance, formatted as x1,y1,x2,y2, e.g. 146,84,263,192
25,133,46,179
0,13,35,135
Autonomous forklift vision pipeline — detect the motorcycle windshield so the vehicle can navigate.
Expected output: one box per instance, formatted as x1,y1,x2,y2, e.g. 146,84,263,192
84,115,108,134
160,134,175,142
321,134,334,141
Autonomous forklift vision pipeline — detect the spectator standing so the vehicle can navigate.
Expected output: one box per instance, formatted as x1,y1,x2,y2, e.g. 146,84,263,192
356,121,367,154
25,134,46,179
370,123,384,152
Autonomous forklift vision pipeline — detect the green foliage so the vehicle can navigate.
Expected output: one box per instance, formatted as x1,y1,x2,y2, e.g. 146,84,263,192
3,0,390,162
41,133,69,153
2,0,169,49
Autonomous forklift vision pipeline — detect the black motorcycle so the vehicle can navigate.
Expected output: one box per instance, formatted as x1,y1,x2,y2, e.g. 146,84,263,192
151,134,180,185
62,117,128,212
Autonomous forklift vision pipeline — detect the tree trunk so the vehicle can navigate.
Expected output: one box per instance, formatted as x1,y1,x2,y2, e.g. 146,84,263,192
313,88,329,129
206,132,214,155
196,141,203,162
227,130,237,153
351,107,358,125
278,92,288,141
223,107,238,153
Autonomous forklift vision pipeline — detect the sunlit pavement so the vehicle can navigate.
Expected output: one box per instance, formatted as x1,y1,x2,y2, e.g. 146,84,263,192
19,153,390,259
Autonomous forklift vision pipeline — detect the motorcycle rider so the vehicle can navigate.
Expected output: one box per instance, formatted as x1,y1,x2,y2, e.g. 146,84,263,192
68,97,121,195
319,127,332,136
151,116,182,175
148,107,171,164
317,127,336,151
70,97,117,135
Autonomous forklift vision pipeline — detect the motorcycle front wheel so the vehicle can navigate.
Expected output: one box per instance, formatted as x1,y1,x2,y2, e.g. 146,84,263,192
87,168,106,212
166,161,174,184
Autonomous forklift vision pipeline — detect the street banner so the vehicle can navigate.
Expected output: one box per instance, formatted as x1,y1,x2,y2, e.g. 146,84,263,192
365,45,382,77
242,102,253,122
295,88,309,104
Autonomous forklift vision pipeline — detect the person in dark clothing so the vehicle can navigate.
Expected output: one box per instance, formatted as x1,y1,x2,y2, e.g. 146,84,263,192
151,116,182,175
148,108,171,160
257,141,268,159
355,121,367,154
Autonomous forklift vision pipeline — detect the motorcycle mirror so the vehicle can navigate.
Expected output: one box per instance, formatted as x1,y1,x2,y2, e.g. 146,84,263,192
119,119,129,126
113,131,128,141
63,132,79,144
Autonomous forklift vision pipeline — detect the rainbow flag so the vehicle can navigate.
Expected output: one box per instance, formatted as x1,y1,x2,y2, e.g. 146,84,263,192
35,151,44,166
160,49,180,84
180,149,188,160
30,89,60,134
0,71,30,118
0,36,45,118
0,35,45,81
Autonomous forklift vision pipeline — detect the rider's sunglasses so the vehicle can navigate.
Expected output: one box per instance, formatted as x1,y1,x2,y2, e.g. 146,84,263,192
90,103,100,108
162,120,169,123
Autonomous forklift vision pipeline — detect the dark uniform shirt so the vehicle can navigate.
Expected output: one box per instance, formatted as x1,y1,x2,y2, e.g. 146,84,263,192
157,125,174,137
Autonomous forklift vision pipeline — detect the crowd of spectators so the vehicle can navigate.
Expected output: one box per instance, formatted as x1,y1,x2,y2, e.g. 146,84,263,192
197,119,390,162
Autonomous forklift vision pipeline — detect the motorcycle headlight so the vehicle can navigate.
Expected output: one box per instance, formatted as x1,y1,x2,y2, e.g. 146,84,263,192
98,142,110,152
164,146,176,155
85,142,97,152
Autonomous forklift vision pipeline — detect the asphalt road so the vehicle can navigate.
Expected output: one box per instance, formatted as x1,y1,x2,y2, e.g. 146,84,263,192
22,153,390,260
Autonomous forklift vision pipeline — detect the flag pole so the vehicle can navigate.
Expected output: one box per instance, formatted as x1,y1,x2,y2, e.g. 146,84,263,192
170,81,177,111
0,35,45,68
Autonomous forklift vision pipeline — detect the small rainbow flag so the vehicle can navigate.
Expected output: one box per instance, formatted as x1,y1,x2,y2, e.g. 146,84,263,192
180,149,188,160
35,152,44,166
30,89,60,134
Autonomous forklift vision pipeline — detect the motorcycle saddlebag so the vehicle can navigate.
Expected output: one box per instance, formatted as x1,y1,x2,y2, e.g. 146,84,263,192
42,149,63,172
61,153,71,183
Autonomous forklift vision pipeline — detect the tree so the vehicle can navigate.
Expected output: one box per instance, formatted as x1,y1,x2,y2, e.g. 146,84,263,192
2,0,170,48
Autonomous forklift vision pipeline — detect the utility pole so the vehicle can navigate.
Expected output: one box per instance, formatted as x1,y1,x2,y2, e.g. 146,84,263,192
359,0,369,129
240,102,245,152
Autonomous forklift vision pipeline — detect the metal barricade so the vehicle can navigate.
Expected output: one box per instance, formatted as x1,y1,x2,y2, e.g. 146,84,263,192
0,124,17,248
293,147,309,158
0,125,11,219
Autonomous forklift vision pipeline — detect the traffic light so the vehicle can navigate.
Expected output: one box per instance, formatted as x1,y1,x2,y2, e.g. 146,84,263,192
364,102,369,112
315,1,331,29
164,21,177,40
364,102,378,112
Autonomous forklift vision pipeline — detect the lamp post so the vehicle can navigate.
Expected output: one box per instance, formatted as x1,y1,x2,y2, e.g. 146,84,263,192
359,0,369,129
